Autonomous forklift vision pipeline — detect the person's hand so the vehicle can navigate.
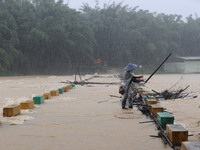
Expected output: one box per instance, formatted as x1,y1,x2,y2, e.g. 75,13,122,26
136,75,143,78
139,75,144,82
140,75,144,78
140,79,144,82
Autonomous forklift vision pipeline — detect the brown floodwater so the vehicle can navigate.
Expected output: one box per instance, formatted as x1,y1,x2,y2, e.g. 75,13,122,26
0,74,199,150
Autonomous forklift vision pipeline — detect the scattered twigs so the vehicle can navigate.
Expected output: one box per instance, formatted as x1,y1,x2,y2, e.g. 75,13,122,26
173,85,190,99
168,75,183,91
152,90,160,95
152,85,191,100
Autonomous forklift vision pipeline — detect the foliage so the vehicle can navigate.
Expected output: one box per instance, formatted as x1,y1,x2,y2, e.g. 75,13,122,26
0,0,200,75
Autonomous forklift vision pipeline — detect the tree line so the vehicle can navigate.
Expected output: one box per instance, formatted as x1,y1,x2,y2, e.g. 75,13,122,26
0,0,200,75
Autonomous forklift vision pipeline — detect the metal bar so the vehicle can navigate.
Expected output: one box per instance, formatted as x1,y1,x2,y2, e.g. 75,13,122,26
154,118,174,148
139,120,155,124
78,70,82,81
150,135,160,138
75,72,77,82
145,53,171,84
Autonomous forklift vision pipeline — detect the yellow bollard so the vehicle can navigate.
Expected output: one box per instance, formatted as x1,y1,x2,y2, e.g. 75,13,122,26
62,87,68,92
20,100,34,110
150,105,164,117
50,90,59,96
43,93,51,99
166,124,188,146
146,99,157,105
67,85,72,91
3,104,21,117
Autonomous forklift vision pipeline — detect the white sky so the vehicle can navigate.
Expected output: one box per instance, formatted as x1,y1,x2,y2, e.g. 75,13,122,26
65,0,200,19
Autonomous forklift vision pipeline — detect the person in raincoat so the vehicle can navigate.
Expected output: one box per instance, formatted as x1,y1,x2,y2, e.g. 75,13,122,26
120,63,144,109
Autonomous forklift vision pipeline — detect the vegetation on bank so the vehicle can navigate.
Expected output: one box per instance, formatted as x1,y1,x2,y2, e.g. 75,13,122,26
0,0,200,75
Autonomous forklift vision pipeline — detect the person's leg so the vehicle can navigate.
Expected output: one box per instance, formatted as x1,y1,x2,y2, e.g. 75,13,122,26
121,92,128,109
128,83,138,108
128,98,133,108
128,88,133,108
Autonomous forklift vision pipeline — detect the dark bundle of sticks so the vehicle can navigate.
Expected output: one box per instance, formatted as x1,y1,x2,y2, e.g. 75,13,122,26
152,85,190,100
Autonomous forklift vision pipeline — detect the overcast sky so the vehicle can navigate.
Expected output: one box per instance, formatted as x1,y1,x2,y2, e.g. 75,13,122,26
64,0,200,19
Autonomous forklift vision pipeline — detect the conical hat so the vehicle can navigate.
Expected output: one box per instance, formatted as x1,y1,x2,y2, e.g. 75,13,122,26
124,63,137,71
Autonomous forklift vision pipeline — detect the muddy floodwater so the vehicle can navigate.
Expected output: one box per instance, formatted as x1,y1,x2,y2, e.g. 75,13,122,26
0,74,199,150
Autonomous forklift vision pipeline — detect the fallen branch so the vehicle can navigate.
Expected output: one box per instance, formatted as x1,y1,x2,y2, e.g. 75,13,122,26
61,81,120,85
110,95,122,98
152,85,190,100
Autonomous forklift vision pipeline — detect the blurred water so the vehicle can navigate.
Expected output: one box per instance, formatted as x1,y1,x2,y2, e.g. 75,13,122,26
0,74,199,150
0,75,74,125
